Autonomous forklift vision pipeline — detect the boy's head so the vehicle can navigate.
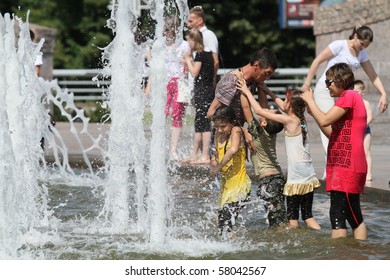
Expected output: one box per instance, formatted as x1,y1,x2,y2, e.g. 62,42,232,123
353,79,366,95
259,109,283,134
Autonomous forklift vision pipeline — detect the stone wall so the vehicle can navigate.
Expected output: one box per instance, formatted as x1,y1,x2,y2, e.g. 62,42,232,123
313,0,390,116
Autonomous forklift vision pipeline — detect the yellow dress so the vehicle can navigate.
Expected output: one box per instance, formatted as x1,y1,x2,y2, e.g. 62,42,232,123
217,138,251,208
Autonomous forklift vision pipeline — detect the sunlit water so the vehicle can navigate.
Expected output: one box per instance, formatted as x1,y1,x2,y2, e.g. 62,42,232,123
1,2,389,260
37,168,390,260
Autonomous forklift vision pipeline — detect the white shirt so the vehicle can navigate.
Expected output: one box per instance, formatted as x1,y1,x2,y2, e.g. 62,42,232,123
165,40,190,78
199,26,218,55
35,54,43,66
319,39,369,82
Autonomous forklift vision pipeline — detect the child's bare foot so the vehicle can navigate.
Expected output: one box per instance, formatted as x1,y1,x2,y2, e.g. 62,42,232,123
289,220,299,228
190,158,211,165
180,157,196,164
304,217,321,230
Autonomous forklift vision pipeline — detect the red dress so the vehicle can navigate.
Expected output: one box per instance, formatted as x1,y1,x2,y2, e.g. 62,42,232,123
326,89,367,194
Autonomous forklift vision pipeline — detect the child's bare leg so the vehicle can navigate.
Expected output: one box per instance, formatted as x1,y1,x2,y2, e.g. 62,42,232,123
200,131,212,161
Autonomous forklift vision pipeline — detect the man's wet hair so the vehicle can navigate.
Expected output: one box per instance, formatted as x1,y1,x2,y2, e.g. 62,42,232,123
250,47,278,70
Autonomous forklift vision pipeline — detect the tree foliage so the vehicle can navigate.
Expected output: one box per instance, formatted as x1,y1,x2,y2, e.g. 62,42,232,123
1,0,316,69
187,0,316,68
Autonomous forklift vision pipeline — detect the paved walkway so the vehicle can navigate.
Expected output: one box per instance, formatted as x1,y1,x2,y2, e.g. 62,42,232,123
45,118,390,196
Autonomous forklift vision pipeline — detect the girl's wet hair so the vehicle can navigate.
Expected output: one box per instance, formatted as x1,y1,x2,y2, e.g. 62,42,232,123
349,25,373,42
186,28,204,52
212,106,238,125
288,89,308,145
326,62,355,90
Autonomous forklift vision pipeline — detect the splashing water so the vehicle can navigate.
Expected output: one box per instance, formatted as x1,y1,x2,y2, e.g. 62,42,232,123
0,12,105,258
0,0,195,257
1,2,389,260
99,0,190,245
0,12,54,258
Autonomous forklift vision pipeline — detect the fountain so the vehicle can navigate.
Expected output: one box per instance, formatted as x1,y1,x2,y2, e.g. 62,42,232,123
0,0,389,261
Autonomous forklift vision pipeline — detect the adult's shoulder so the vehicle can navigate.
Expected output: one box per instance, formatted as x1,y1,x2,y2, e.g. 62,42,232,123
202,28,218,41
200,26,219,53
328,39,346,49
337,89,364,105
219,70,237,82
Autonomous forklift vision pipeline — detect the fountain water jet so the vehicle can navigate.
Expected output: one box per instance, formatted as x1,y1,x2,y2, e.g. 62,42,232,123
99,0,189,244
1,1,389,261
99,0,147,232
0,12,55,258
0,11,107,258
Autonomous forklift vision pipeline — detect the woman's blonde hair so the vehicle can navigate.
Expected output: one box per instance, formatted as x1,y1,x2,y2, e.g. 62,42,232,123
186,28,204,52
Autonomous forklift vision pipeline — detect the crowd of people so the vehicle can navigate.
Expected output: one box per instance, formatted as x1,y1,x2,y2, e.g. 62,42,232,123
144,6,389,241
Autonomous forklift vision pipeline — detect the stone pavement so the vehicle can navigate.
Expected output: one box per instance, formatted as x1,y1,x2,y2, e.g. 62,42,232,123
45,116,390,197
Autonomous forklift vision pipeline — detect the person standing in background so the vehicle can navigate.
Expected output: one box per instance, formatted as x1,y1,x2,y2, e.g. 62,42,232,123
182,28,214,164
29,29,43,77
187,6,219,88
353,80,373,182
163,15,191,160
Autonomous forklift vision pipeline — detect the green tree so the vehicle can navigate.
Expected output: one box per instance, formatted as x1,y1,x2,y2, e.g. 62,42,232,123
1,0,317,69
187,0,316,68
6,0,113,69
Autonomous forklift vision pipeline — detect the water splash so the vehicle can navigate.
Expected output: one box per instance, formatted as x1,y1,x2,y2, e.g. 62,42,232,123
0,12,105,258
98,0,147,232
0,12,55,258
99,0,189,244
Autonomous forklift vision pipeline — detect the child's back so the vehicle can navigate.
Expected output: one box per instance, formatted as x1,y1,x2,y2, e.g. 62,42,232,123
248,117,282,178
247,114,288,228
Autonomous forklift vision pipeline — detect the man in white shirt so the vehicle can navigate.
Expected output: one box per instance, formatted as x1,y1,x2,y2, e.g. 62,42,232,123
187,6,219,88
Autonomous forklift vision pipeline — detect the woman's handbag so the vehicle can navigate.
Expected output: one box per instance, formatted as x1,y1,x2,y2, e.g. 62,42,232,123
176,66,192,103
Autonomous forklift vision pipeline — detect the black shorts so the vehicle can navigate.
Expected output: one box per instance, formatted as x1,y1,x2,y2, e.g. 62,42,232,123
330,191,364,229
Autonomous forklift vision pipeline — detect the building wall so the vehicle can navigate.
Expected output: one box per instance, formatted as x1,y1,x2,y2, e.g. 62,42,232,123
313,0,390,115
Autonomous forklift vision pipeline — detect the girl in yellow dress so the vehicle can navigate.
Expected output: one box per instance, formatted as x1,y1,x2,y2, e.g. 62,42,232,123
211,106,251,236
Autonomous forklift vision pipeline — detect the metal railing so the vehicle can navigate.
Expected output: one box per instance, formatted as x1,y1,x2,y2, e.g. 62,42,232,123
52,68,313,102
